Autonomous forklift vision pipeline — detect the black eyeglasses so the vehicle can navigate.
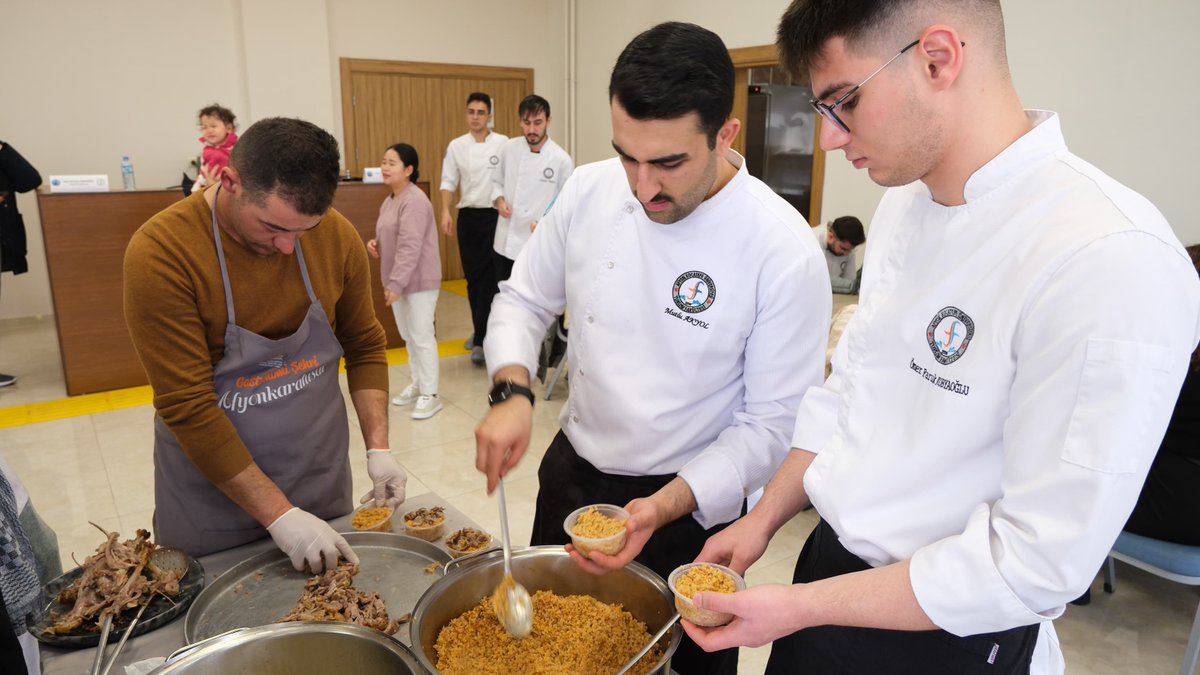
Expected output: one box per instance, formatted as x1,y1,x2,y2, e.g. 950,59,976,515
810,39,962,134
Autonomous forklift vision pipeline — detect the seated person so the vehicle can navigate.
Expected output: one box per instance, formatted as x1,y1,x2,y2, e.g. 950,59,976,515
812,215,865,293
1124,244,1200,545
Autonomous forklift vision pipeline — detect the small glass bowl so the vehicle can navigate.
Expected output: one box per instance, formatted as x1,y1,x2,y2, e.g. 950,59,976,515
350,505,394,532
668,562,746,627
563,504,629,556
445,527,494,559
403,507,445,541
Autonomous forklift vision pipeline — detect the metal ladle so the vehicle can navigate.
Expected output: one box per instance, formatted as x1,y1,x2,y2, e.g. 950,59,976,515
491,478,533,637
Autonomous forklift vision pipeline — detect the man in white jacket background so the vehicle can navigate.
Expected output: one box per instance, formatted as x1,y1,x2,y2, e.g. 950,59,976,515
491,95,573,284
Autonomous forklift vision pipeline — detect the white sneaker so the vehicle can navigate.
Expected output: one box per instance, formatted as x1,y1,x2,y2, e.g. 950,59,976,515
412,395,443,420
391,383,419,406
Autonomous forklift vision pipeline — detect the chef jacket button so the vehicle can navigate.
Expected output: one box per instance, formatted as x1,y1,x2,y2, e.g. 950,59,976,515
587,315,594,324
571,414,580,423
607,261,615,269
624,204,636,213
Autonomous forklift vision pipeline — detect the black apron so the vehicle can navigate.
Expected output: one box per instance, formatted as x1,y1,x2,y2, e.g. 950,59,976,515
152,187,352,557
765,519,1038,675
531,431,739,675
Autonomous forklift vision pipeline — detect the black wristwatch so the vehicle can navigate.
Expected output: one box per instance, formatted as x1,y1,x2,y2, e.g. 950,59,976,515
488,380,535,407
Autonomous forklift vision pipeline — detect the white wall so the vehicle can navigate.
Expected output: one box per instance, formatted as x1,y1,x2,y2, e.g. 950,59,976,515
2,1,1196,322
0,0,565,320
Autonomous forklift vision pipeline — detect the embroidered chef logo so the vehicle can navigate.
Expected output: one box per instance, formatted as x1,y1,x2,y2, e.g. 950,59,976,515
926,306,974,365
489,155,499,165
672,271,716,314
543,167,554,179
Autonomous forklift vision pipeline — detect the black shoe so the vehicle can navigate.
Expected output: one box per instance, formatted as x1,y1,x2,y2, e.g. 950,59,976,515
0,373,16,388
1069,589,1091,606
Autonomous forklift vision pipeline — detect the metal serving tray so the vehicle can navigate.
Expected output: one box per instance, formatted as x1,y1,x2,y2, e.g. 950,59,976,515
183,531,450,645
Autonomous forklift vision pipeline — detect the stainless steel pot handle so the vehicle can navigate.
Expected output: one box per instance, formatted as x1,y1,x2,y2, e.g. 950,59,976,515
165,627,250,663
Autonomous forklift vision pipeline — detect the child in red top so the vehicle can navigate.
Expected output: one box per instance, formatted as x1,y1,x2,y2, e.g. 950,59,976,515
194,104,238,190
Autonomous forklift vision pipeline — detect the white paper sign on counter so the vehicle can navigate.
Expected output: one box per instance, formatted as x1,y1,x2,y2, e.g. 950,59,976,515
48,175,110,192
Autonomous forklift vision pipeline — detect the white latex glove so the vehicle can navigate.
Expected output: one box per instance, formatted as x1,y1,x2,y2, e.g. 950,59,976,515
360,449,407,509
266,507,359,572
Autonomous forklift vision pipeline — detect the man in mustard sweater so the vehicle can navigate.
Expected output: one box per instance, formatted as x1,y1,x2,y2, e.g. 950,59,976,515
124,118,406,572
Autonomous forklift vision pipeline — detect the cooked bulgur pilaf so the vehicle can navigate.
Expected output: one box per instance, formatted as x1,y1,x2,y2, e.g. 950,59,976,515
571,506,626,538
404,506,445,527
675,565,736,598
435,590,663,675
351,507,392,529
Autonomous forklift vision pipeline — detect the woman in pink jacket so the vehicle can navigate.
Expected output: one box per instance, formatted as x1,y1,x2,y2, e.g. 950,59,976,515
367,143,443,419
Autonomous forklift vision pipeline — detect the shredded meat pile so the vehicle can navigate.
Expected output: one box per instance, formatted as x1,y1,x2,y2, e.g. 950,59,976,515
278,562,407,635
46,525,184,634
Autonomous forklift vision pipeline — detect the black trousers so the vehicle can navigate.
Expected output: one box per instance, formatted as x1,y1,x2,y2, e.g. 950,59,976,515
531,431,739,675
494,252,515,286
765,520,1038,675
455,207,498,343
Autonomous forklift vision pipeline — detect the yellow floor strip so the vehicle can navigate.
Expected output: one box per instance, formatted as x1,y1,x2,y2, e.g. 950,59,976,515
441,279,469,299
0,337,473,430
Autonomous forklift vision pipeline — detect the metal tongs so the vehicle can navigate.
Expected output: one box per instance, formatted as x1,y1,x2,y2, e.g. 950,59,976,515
91,546,189,675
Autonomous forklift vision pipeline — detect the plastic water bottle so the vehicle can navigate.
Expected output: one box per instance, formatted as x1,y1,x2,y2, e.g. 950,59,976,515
120,156,136,191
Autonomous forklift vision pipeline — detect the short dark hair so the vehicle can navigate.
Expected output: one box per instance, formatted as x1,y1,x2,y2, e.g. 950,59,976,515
777,0,1005,77
831,215,866,246
229,117,340,216
198,104,237,129
609,22,734,149
467,92,492,113
387,143,420,183
519,95,550,119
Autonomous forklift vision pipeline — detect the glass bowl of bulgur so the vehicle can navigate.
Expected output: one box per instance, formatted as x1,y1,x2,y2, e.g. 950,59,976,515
444,527,494,558
668,562,745,627
563,504,629,556
404,506,446,541
350,505,394,532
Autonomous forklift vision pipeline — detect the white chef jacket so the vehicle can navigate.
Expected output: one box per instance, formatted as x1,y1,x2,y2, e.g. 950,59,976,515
487,151,831,528
811,221,856,282
439,131,508,208
491,136,573,260
792,111,1200,671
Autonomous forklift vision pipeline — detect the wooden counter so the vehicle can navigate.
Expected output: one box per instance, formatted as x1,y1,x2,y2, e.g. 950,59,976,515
38,182,425,396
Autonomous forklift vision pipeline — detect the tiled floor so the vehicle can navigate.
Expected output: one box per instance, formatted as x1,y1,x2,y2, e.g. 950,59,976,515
0,292,1195,674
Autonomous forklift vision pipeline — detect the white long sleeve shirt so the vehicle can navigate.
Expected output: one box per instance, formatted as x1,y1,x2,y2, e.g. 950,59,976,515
792,111,1200,670
491,136,573,260
439,131,508,208
487,152,831,528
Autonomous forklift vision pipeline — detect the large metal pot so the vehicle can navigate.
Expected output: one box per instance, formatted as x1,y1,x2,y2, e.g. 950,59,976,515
149,621,424,674
411,546,681,674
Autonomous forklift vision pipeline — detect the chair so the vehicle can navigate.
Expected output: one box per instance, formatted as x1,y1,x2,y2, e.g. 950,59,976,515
543,318,569,401
1103,531,1200,675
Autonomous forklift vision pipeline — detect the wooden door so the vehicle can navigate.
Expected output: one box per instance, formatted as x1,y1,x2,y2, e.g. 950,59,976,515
340,59,533,280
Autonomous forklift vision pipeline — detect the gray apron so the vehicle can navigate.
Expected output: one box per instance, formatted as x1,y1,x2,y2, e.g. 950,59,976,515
152,188,352,557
